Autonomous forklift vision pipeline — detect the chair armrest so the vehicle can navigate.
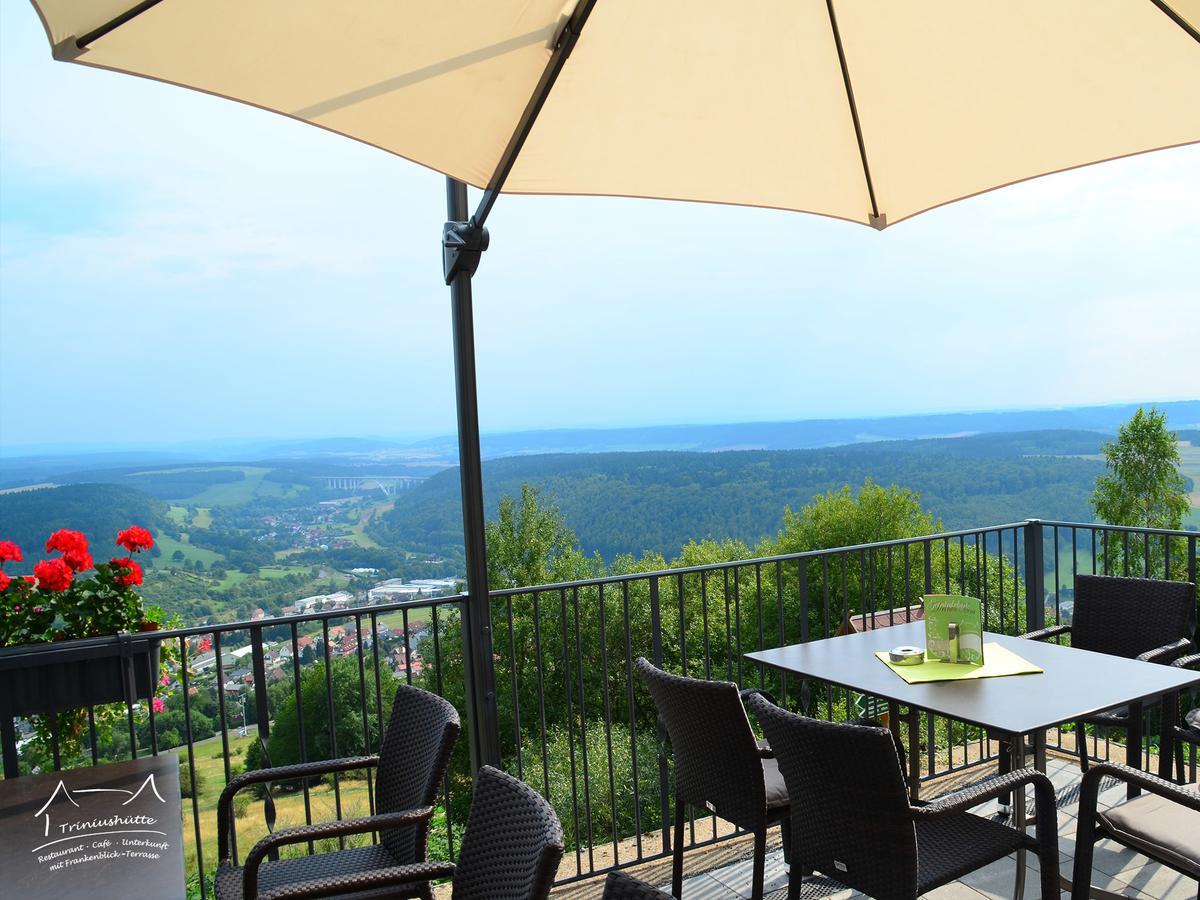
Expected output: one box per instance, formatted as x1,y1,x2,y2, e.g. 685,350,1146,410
1171,652,1200,670
740,687,778,707
217,755,379,861
260,861,457,900
1019,624,1071,642
244,807,435,899
910,769,1054,820
1136,637,1193,665
740,688,780,756
1079,762,1200,812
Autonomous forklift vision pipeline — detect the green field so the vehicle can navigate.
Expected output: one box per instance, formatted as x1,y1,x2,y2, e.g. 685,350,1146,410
153,533,224,570
376,605,433,633
133,466,308,507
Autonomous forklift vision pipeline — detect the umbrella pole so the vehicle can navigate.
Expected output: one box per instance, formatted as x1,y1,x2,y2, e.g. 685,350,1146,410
445,176,502,771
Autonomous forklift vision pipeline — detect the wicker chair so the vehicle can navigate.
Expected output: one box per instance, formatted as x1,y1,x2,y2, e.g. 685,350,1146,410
600,871,674,900
243,766,563,900
215,683,460,900
745,693,1060,900
1014,574,1195,791
1071,762,1200,900
635,658,790,900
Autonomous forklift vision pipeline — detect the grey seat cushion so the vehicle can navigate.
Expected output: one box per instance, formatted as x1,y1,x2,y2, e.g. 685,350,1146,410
761,756,789,810
215,845,430,900
1098,783,1200,879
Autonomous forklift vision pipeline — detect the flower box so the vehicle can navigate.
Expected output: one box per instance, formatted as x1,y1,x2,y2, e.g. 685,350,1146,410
0,632,162,717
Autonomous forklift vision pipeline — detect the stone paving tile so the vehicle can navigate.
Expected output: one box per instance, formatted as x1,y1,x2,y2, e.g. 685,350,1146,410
678,873,738,899
706,848,789,897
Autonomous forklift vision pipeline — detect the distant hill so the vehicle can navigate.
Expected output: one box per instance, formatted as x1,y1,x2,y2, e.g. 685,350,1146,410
403,400,1200,460
0,483,174,565
375,430,1118,562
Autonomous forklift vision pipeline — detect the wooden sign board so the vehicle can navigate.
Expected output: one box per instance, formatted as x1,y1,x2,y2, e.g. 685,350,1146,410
0,754,185,899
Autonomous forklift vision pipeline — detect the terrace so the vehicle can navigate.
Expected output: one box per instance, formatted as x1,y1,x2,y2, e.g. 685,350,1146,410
1,518,1197,899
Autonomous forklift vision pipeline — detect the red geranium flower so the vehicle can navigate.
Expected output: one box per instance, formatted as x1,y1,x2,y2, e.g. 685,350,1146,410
63,548,94,573
34,558,74,592
110,557,143,587
22,575,35,585
116,526,154,553
46,529,88,555
0,572,10,591
0,540,22,563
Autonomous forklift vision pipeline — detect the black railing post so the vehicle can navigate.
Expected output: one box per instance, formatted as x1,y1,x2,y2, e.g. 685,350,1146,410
445,176,502,771
649,576,672,852
250,626,271,746
1023,519,1046,632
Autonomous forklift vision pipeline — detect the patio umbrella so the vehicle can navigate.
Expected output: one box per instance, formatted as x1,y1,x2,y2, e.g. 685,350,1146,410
28,0,1200,768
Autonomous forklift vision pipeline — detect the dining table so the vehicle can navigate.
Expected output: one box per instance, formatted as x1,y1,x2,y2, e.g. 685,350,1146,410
746,620,1200,897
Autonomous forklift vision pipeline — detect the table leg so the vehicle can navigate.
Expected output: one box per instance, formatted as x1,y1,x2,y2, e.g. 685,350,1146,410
1159,691,1177,782
906,706,921,802
1126,700,1142,799
1011,735,1027,900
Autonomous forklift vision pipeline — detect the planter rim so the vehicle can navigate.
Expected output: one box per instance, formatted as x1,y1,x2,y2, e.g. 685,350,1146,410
0,631,161,670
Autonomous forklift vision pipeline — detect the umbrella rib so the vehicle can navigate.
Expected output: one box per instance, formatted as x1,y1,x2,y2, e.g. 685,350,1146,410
1148,0,1200,43
824,0,883,228
471,0,600,230
75,0,167,49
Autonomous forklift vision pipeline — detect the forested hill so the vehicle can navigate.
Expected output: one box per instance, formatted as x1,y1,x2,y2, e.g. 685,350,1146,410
0,483,174,563
374,430,1115,562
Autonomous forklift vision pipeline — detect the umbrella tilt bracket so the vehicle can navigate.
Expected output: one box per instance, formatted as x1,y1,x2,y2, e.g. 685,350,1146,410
442,220,490,284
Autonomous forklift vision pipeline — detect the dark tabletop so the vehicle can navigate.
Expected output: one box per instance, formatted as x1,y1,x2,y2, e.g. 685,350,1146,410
0,753,185,900
745,621,1200,737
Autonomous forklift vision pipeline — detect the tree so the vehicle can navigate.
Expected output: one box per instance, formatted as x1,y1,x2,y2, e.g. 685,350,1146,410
1092,407,1188,530
1091,407,1189,576
263,657,397,774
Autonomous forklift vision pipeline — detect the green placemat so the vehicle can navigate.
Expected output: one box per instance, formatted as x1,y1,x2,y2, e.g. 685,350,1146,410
875,643,1043,684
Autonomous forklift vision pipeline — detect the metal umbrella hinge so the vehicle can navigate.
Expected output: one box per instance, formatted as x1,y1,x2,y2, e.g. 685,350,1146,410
442,220,490,284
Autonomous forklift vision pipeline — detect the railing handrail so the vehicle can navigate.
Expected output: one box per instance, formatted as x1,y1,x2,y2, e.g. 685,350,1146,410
488,520,1037,598
145,592,467,642
6,520,1194,647
1037,519,1199,539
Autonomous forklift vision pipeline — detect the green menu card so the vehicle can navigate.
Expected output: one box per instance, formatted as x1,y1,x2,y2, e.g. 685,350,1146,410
922,594,984,666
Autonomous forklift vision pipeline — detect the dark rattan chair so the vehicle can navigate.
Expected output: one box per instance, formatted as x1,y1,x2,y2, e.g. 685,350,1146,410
1016,574,1195,791
1071,762,1200,900
600,870,674,900
245,766,563,900
746,693,1060,900
215,683,460,900
635,657,790,900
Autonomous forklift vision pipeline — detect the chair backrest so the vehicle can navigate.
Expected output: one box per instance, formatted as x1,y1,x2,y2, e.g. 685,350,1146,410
1071,575,1196,659
376,683,460,864
452,766,564,900
601,870,674,900
746,693,918,900
635,657,765,830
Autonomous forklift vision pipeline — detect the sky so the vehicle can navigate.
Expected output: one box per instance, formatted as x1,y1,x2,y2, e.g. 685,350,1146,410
1,3,1197,451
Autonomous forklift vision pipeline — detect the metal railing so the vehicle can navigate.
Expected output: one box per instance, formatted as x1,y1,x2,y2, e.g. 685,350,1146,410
1,519,1196,896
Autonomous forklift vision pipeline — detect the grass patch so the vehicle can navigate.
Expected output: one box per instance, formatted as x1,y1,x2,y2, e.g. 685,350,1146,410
153,533,223,570
375,606,433,633
192,507,213,529
167,506,188,524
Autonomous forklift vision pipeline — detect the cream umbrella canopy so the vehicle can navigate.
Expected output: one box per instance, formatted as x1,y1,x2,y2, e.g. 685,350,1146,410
28,0,1200,767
